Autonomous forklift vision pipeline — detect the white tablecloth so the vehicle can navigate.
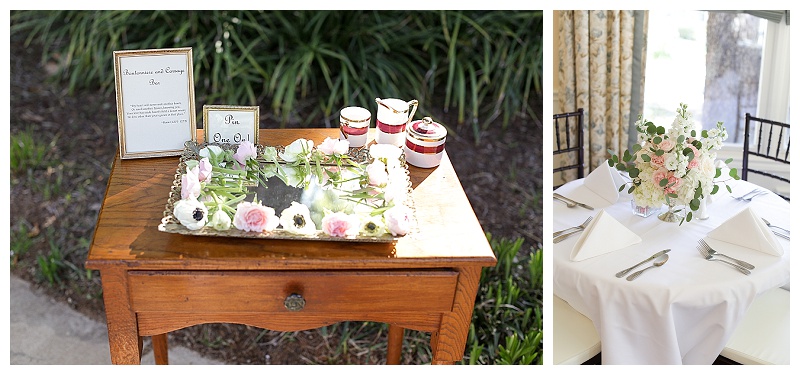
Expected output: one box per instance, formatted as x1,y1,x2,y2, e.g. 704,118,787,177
553,179,790,364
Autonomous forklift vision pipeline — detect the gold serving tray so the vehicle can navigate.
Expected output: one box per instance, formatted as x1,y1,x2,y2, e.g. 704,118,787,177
158,141,416,243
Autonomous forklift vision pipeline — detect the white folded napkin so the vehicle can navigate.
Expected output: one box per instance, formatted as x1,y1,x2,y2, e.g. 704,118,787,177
583,160,629,204
706,207,783,256
570,209,642,261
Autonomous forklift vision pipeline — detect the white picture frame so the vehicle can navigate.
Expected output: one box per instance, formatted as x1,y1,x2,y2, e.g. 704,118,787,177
203,105,260,145
113,47,196,159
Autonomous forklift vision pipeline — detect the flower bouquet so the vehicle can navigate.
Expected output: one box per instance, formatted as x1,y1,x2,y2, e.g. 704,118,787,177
160,137,415,241
608,103,739,224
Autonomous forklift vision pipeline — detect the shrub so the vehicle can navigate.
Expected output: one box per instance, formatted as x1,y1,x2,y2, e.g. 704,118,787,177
11,10,542,138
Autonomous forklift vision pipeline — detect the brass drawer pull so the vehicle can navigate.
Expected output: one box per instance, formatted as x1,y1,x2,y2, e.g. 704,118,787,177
284,293,305,311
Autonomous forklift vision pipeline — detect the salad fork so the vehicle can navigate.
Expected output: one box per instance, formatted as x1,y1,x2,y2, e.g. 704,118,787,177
698,239,754,270
732,188,759,200
553,216,593,237
697,245,751,275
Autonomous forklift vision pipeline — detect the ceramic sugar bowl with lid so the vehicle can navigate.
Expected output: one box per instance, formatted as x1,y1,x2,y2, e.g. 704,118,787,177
403,116,447,168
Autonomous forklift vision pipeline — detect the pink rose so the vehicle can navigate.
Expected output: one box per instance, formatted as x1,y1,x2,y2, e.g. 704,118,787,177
198,157,213,182
649,154,665,168
233,201,279,232
384,205,412,236
687,158,700,169
233,140,258,169
318,137,350,156
366,160,389,187
181,167,201,199
659,139,675,151
665,174,683,194
321,211,359,238
652,168,669,187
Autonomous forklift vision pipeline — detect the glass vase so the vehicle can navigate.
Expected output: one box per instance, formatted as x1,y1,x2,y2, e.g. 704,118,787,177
657,200,684,223
631,200,658,218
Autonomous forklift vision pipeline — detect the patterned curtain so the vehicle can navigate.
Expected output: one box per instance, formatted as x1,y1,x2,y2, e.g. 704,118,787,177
557,10,648,178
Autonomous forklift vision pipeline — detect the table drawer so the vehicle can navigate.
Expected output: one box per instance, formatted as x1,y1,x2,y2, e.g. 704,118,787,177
128,270,458,314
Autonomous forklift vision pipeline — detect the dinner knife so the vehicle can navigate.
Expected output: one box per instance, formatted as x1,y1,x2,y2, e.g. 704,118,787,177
554,193,594,210
615,249,671,278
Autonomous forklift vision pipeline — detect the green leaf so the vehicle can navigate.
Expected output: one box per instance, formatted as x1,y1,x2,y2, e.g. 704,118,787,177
691,130,697,137
656,126,666,135
726,185,732,193
641,154,651,162
632,144,642,153
629,168,640,178
647,123,656,134
627,186,635,194
712,185,720,195
724,158,733,164
677,135,685,144
655,149,664,156
690,198,700,211
714,169,722,178
729,168,740,180
653,136,662,144
659,178,668,187
686,211,693,222
702,130,708,138
618,184,625,192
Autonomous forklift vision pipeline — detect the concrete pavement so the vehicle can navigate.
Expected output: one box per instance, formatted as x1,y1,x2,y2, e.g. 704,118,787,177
9,275,224,365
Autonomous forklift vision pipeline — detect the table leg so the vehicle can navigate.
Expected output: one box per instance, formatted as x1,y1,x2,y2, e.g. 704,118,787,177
430,266,481,365
152,334,169,365
99,268,142,364
386,324,404,364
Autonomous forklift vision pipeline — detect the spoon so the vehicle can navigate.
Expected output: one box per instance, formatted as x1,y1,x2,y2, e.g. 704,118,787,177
626,254,669,281
762,218,790,234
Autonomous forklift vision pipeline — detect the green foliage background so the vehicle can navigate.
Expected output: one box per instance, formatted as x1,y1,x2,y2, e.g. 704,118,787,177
12,10,541,141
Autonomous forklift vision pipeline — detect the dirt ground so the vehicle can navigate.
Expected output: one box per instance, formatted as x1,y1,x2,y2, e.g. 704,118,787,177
9,35,543,364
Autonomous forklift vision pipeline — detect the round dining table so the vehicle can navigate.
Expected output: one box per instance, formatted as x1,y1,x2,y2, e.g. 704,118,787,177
552,178,790,365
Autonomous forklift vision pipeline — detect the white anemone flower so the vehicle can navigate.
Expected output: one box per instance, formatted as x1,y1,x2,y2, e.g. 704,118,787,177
359,215,386,237
279,202,317,235
173,197,208,230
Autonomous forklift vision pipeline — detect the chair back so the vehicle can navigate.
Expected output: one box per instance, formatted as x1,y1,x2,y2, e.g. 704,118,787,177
742,113,790,201
554,109,585,189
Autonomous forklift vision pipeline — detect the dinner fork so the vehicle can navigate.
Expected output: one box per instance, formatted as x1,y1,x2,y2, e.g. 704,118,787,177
697,245,751,275
553,216,593,237
741,191,768,202
554,216,594,243
733,189,763,201
698,239,755,270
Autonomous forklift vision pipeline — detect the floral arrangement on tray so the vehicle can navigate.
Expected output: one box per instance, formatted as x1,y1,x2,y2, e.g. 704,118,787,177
608,103,740,223
159,137,416,242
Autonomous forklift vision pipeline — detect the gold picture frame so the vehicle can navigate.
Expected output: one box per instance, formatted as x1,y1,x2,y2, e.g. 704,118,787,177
113,47,196,159
202,105,260,145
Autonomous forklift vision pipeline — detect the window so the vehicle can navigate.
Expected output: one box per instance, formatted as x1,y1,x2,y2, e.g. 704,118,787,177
643,11,767,142
642,10,790,197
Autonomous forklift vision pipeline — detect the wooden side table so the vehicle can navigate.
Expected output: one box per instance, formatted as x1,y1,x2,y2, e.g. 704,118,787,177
85,128,497,365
